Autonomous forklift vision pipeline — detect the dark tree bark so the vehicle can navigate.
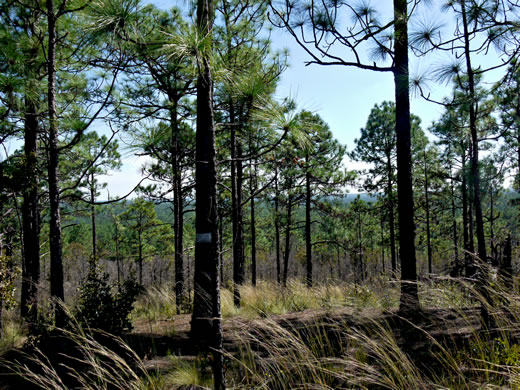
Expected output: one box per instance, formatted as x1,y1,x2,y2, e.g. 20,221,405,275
500,235,513,290
170,104,185,314
47,0,65,326
21,97,40,322
274,164,281,284
282,194,293,287
138,229,143,285
459,0,491,319
250,153,257,286
460,0,487,266
461,149,473,277
305,169,312,287
90,172,97,271
191,0,225,387
386,156,397,275
423,149,433,274
394,0,419,311
231,118,245,307
380,214,385,274
449,164,460,275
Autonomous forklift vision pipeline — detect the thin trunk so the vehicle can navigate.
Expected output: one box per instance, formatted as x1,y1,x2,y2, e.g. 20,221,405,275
47,0,65,325
394,0,419,311
170,104,185,314
461,0,487,265
490,189,497,266
191,1,225,387
274,165,281,284
305,168,312,288
232,135,245,307
282,195,293,287
450,165,460,275
219,215,224,284
21,97,40,322
424,149,433,274
357,209,363,282
90,172,97,271
501,235,513,290
138,230,143,285
250,156,257,286
462,150,473,277
387,157,397,275
380,214,385,274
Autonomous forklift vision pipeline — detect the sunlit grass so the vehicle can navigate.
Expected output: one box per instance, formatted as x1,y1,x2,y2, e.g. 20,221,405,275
132,286,178,322
0,310,26,355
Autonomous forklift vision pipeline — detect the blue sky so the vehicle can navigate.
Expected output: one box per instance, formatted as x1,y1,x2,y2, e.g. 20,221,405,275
100,0,453,198
3,0,503,199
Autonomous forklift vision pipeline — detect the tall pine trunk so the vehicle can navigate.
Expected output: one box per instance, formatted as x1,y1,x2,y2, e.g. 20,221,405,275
21,97,40,322
387,157,397,274
170,105,185,314
250,151,257,286
90,172,97,272
305,168,312,287
274,164,281,284
47,0,65,325
191,0,225,387
424,149,433,274
393,0,419,311
282,194,293,287
449,164,460,275
231,120,245,307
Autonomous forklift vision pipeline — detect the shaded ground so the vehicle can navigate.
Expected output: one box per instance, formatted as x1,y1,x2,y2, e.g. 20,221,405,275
0,305,496,388
129,306,484,373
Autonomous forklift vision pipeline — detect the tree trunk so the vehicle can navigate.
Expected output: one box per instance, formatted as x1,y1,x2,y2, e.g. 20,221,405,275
380,214,385,274
191,1,225,387
250,154,257,286
138,231,143,285
232,123,245,307
282,195,293,287
460,0,492,319
274,164,281,284
170,105,185,314
501,235,513,290
357,208,364,282
393,0,419,311
305,169,312,288
47,0,65,326
424,149,433,274
461,0,487,266
449,162,460,275
387,158,397,275
90,172,97,271
21,97,40,322
461,149,473,277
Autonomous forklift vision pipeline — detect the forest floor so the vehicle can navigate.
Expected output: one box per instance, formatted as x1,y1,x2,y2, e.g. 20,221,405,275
129,304,485,377
2,279,519,388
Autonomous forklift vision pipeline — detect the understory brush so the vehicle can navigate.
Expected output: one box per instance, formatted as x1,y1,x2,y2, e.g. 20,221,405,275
224,275,520,389
0,319,162,390
0,310,26,355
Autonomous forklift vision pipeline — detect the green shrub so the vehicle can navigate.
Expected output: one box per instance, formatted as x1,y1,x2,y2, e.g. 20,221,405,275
76,270,143,335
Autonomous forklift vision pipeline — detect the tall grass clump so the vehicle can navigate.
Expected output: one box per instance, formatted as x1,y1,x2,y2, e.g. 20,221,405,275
132,285,179,322
0,310,26,355
1,318,161,390
220,279,397,319
224,273,520,389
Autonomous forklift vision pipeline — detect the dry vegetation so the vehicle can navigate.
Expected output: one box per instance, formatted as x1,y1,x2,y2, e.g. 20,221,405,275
2,276,520,389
